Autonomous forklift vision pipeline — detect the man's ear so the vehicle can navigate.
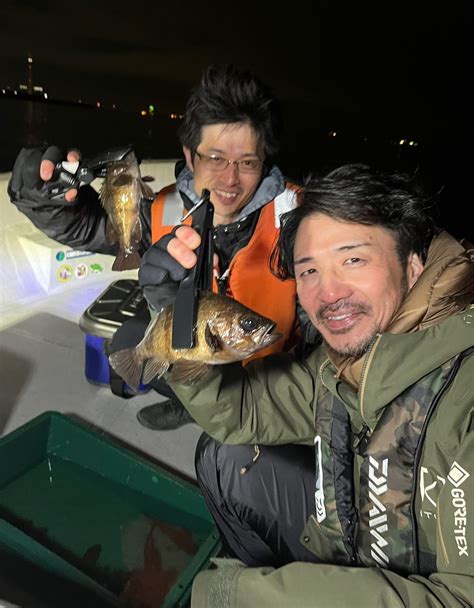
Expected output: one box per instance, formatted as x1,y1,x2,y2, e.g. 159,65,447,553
407,252,424,289
183,146,194,172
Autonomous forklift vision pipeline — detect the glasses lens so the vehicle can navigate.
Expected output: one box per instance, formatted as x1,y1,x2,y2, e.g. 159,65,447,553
197,153,262,174
197,154,226,171
239,159,262,174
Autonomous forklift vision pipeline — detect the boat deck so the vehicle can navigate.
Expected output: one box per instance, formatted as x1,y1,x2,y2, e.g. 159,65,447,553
0,161,200,483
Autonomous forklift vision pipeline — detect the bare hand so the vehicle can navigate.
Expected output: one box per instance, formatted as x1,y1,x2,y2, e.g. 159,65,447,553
167,225,219,271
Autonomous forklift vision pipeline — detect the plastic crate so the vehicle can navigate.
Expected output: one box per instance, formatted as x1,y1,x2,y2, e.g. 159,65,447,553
0,412,220,607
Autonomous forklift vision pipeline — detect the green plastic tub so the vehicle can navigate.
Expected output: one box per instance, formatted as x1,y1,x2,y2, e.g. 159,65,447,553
0,412,220,607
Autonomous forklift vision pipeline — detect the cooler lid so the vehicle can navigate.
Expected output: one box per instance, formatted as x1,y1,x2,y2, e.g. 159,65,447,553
79,279,147,339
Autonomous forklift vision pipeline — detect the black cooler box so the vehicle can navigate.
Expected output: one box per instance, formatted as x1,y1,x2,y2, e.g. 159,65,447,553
79,279,150,394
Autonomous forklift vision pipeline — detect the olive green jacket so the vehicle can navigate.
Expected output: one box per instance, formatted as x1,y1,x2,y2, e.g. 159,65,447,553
169,307,474,608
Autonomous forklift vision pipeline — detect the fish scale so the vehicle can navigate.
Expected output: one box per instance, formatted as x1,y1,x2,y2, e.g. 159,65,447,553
100,151,154,271
109,291,282,389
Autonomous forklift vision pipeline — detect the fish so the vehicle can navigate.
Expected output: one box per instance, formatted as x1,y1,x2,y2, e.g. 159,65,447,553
109,291,282,389
99,151,155,271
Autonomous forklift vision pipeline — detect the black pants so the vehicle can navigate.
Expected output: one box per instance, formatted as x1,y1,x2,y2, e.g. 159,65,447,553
195,434,319,567
110,314,179,400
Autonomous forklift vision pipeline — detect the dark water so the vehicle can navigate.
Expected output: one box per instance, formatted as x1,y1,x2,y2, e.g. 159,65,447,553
0,455,211,606
0,97,182,170
1,97,470,240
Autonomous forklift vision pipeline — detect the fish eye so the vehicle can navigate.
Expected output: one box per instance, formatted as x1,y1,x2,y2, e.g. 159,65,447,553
240,316,259,332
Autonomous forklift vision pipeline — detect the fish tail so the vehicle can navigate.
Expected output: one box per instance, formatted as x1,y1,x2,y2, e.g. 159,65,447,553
109,347,143,390
112,249,141,271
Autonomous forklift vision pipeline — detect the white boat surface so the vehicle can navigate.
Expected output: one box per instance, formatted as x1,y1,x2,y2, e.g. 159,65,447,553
0,160,201,482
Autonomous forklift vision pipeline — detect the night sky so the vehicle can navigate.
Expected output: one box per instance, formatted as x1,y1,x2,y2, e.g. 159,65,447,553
1,2,469,128
1,2,471,238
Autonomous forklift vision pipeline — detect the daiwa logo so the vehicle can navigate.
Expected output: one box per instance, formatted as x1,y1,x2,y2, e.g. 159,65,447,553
368,456,389,568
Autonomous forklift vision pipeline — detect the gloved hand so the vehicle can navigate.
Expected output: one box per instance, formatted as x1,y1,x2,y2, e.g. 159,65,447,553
8,145,82,207
138,232,189,312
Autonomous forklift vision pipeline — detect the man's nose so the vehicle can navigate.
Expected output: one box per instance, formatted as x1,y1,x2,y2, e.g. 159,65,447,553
318,274,352,304
221,161,240,183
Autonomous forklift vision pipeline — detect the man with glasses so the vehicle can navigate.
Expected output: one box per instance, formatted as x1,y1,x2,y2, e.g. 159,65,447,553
8,64,314,430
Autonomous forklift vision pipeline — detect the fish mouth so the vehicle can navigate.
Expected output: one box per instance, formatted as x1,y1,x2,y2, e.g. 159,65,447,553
259,323,282,346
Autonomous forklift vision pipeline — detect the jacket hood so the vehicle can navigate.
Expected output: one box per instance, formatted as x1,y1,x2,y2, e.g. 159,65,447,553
175,165,286,221
388,231,474,333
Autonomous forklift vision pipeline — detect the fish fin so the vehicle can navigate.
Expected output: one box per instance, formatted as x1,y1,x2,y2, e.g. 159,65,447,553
109,348,142,390
140,180,155,201
142,359,170,384
169,361,211,383
105,220,118,245
205,323,224,353
112,249,141,271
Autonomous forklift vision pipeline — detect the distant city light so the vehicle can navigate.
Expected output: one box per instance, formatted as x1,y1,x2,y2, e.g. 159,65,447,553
329,130,337,137
96,101,101,108
44,93,48,99
398,139,418,147
140,110,147,117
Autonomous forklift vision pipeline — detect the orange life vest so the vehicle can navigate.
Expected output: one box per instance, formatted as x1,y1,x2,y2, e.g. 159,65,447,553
151,184,299,360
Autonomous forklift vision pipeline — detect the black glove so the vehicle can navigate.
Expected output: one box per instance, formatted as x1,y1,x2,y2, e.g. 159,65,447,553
138,231,188,312
8,145,81,207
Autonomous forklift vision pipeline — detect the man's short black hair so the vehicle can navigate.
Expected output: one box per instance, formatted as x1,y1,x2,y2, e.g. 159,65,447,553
178,64,282,166
272,163,438,279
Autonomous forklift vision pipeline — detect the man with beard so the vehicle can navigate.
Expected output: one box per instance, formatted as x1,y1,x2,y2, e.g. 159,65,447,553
145,163,474,606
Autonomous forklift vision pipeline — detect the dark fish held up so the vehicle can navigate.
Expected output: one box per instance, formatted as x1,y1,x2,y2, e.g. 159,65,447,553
100,151,154,271
109,292,282,389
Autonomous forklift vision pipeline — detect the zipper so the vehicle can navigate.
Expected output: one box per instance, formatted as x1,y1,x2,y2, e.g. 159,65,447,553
358,333,382,421
239,444,261,475
317,356,359,563
411,350,469,573
318,358,331,388
352,424,370,453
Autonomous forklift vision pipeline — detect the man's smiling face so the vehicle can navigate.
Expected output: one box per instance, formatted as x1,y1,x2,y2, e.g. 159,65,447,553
183,122,264,226
294,213,424,358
